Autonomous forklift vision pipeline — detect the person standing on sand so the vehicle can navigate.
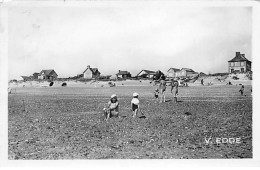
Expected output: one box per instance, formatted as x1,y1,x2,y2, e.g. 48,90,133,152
103,94,119,121
154,88,160,102
131,92,140,118
239,85,245,96
159,75,167,103
171,79,179,103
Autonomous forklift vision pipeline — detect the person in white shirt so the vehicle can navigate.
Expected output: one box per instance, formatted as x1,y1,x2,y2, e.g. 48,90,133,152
131,92,140,118
103,94,119,121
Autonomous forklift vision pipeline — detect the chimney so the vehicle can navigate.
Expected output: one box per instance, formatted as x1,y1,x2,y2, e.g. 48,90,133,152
87,65,90,68
236,52,240,57
119,70,120,73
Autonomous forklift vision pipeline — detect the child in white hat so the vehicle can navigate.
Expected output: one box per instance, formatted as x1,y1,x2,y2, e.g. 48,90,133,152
131,92,140,118
103,94,119,121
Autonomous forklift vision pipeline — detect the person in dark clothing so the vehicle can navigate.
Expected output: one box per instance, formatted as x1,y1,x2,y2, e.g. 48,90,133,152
239,85,245,96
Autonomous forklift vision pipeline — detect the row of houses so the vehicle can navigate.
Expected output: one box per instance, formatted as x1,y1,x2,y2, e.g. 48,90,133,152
19,66,198,81
83,67,201,79
19,52,251,81
80,66,200,79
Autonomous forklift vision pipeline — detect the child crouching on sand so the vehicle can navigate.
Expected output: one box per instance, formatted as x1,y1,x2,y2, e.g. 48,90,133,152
131,92,140,118
103,94,119,121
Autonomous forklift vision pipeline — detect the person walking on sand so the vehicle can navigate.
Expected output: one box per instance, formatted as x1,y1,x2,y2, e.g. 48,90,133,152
103,94,119,121
171,78,179,103
131,92,140,118
159,75,167,103
201,79,204,86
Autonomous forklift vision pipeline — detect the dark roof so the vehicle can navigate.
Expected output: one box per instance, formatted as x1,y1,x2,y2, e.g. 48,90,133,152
33,72,39,75
181,68,195,72
167,68,180,72
83,67,100,74
39,69,56,76
228,54,251,62
91,68,99,73
116,71,130,75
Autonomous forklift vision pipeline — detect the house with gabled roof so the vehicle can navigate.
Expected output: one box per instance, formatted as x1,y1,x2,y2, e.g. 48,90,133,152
167,68,180,78
38,69,58,80
83,65,101,79
116,70,131,79
176,68,198,78
136,69,156,78
228,52,251,73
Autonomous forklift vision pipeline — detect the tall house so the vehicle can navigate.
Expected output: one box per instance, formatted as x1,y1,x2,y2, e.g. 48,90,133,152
83,65,101,79
228,52,251,73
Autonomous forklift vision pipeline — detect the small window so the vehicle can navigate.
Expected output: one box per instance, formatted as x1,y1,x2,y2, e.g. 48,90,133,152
241,62,244,66
241,68,244,72
235,62,240,66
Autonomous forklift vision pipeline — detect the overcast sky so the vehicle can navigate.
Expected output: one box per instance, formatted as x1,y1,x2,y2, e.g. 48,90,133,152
8,3,252,79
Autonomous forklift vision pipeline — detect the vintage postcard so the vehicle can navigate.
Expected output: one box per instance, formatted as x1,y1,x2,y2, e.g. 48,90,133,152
1,0,260,168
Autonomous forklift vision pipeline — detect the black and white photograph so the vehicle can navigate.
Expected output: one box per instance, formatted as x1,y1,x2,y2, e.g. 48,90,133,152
1,0,260,167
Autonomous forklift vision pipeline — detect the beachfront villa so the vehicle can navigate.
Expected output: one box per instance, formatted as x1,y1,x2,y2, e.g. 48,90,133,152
38,69,58,80
116,70,131,79
83,65,101,79
136,70,156,78
167,68,198,78
177,68,198,78
167,68,180,78
228,52,251,73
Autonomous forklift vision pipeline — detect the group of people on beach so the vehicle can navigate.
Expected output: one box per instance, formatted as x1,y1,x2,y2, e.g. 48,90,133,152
155,75,179,103
103,75,180,121
103,92,141,121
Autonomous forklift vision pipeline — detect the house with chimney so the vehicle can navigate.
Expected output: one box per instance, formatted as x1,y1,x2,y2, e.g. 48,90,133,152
116,70,131,79
38,69,58,80
228,52,251,73
83,65,101,79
